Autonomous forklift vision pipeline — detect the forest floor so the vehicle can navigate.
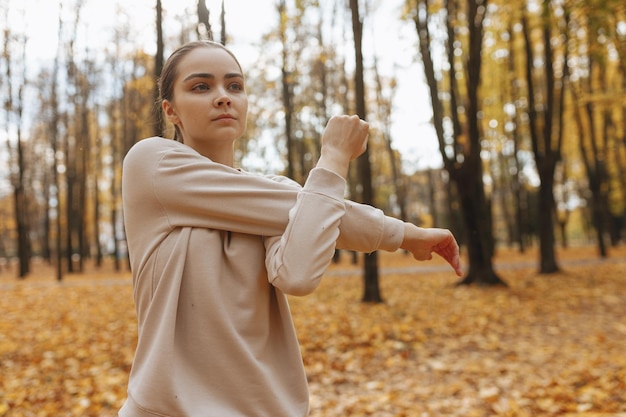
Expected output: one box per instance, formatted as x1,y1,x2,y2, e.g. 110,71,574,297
0,244,625,416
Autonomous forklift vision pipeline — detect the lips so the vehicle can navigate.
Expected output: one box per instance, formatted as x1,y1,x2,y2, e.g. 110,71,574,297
213,114,235,121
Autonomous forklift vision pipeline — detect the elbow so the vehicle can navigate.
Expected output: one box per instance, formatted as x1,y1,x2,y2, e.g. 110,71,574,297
283,283,319,297
266,237,338,296
270,267,323,296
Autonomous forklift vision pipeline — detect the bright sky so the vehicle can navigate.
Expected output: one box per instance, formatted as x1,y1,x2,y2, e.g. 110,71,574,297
18,0,442,171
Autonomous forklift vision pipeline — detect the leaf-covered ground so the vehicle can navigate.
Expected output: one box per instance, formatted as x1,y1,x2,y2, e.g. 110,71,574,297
1,246,625,416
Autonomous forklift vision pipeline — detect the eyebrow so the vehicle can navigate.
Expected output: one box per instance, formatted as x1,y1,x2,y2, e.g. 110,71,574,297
183,72,244,82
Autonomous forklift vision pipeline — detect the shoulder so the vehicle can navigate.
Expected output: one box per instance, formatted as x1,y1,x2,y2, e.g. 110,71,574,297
124,137,198,167
125,137,181,158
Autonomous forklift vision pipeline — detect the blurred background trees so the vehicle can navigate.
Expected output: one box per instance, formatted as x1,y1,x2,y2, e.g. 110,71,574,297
0,0,624,292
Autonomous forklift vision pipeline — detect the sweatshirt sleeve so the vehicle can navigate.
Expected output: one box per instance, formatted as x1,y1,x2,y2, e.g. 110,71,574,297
264,168,345,296
123,138,404,254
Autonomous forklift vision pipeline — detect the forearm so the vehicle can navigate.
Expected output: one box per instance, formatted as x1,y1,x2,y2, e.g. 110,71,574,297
265,168,346,296
335,202,404,253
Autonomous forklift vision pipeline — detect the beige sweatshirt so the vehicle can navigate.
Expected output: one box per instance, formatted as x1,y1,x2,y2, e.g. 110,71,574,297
119,137,404,417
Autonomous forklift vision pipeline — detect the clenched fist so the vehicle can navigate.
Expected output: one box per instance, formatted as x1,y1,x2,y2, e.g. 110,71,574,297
316,115,369,178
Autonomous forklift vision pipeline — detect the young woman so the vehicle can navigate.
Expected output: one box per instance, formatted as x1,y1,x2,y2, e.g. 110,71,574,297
119,40,461,417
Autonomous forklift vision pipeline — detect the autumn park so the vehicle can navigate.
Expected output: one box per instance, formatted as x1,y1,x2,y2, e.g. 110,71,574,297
1,0,625,416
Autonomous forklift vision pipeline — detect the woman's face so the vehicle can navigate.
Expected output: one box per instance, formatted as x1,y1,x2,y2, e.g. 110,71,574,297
163,47,248,153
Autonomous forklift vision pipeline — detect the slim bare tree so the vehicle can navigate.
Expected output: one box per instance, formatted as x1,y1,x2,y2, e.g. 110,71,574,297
372,56,407,222
197,0,213,40
349,0,383,301
153,0,164,137
413,0,505,285
3,22,31,278
277,0,296,181
220,0,226,45
50,4,64,281
521,2,568,272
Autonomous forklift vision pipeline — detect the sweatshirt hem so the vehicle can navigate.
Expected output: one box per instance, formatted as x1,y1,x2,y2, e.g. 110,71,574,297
119,394,170,417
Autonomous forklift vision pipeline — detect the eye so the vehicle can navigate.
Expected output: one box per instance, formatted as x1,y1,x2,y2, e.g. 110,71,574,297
228,82,244,92
191,83,210,92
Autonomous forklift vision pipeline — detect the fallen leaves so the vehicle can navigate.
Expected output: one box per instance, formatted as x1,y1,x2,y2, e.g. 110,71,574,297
0,246,625,416
0,279,136,416
293,246,626,416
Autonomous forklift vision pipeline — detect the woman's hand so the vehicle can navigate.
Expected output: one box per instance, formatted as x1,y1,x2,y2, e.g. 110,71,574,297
316,115,369,178
400,223,463,276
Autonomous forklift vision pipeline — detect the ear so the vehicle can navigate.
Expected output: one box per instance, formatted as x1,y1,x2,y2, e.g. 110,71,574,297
162,100,179,124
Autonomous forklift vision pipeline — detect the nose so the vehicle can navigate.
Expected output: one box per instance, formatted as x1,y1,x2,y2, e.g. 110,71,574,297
214,90,232,107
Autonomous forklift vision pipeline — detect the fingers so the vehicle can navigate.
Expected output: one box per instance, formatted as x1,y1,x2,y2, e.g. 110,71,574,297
433,237,463,277
445,251,463,277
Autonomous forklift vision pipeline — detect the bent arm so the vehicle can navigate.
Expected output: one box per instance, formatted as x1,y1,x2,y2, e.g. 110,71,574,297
264,168,346,296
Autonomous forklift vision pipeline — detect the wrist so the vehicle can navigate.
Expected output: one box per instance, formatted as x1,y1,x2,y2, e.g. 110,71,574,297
401,223,424,249
400,222,412,250
317,150,350,179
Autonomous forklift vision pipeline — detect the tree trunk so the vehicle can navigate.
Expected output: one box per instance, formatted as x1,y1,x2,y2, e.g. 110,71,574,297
372,54,406,221
512,130,526,253
350,0,382,302
454,155,504,286
42,170,52,262
573,99,609,256
197,0,212,40
65,133,76,273
278,0,296,181
77,86,90,273
13,184,30,278
52,14,64,282
589,176,608,257
414,0,505,286
220,1,226,45
362,252,382,302
93,140,103,268
153,0,164,137
521,8,563,273
15,127,31,279
3,28,31,278
537,164,559,272
428,170,438,227
507,19,526,253
559,219,568,249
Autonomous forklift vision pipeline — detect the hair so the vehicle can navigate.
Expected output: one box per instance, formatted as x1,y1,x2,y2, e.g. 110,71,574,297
158,40,244,142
